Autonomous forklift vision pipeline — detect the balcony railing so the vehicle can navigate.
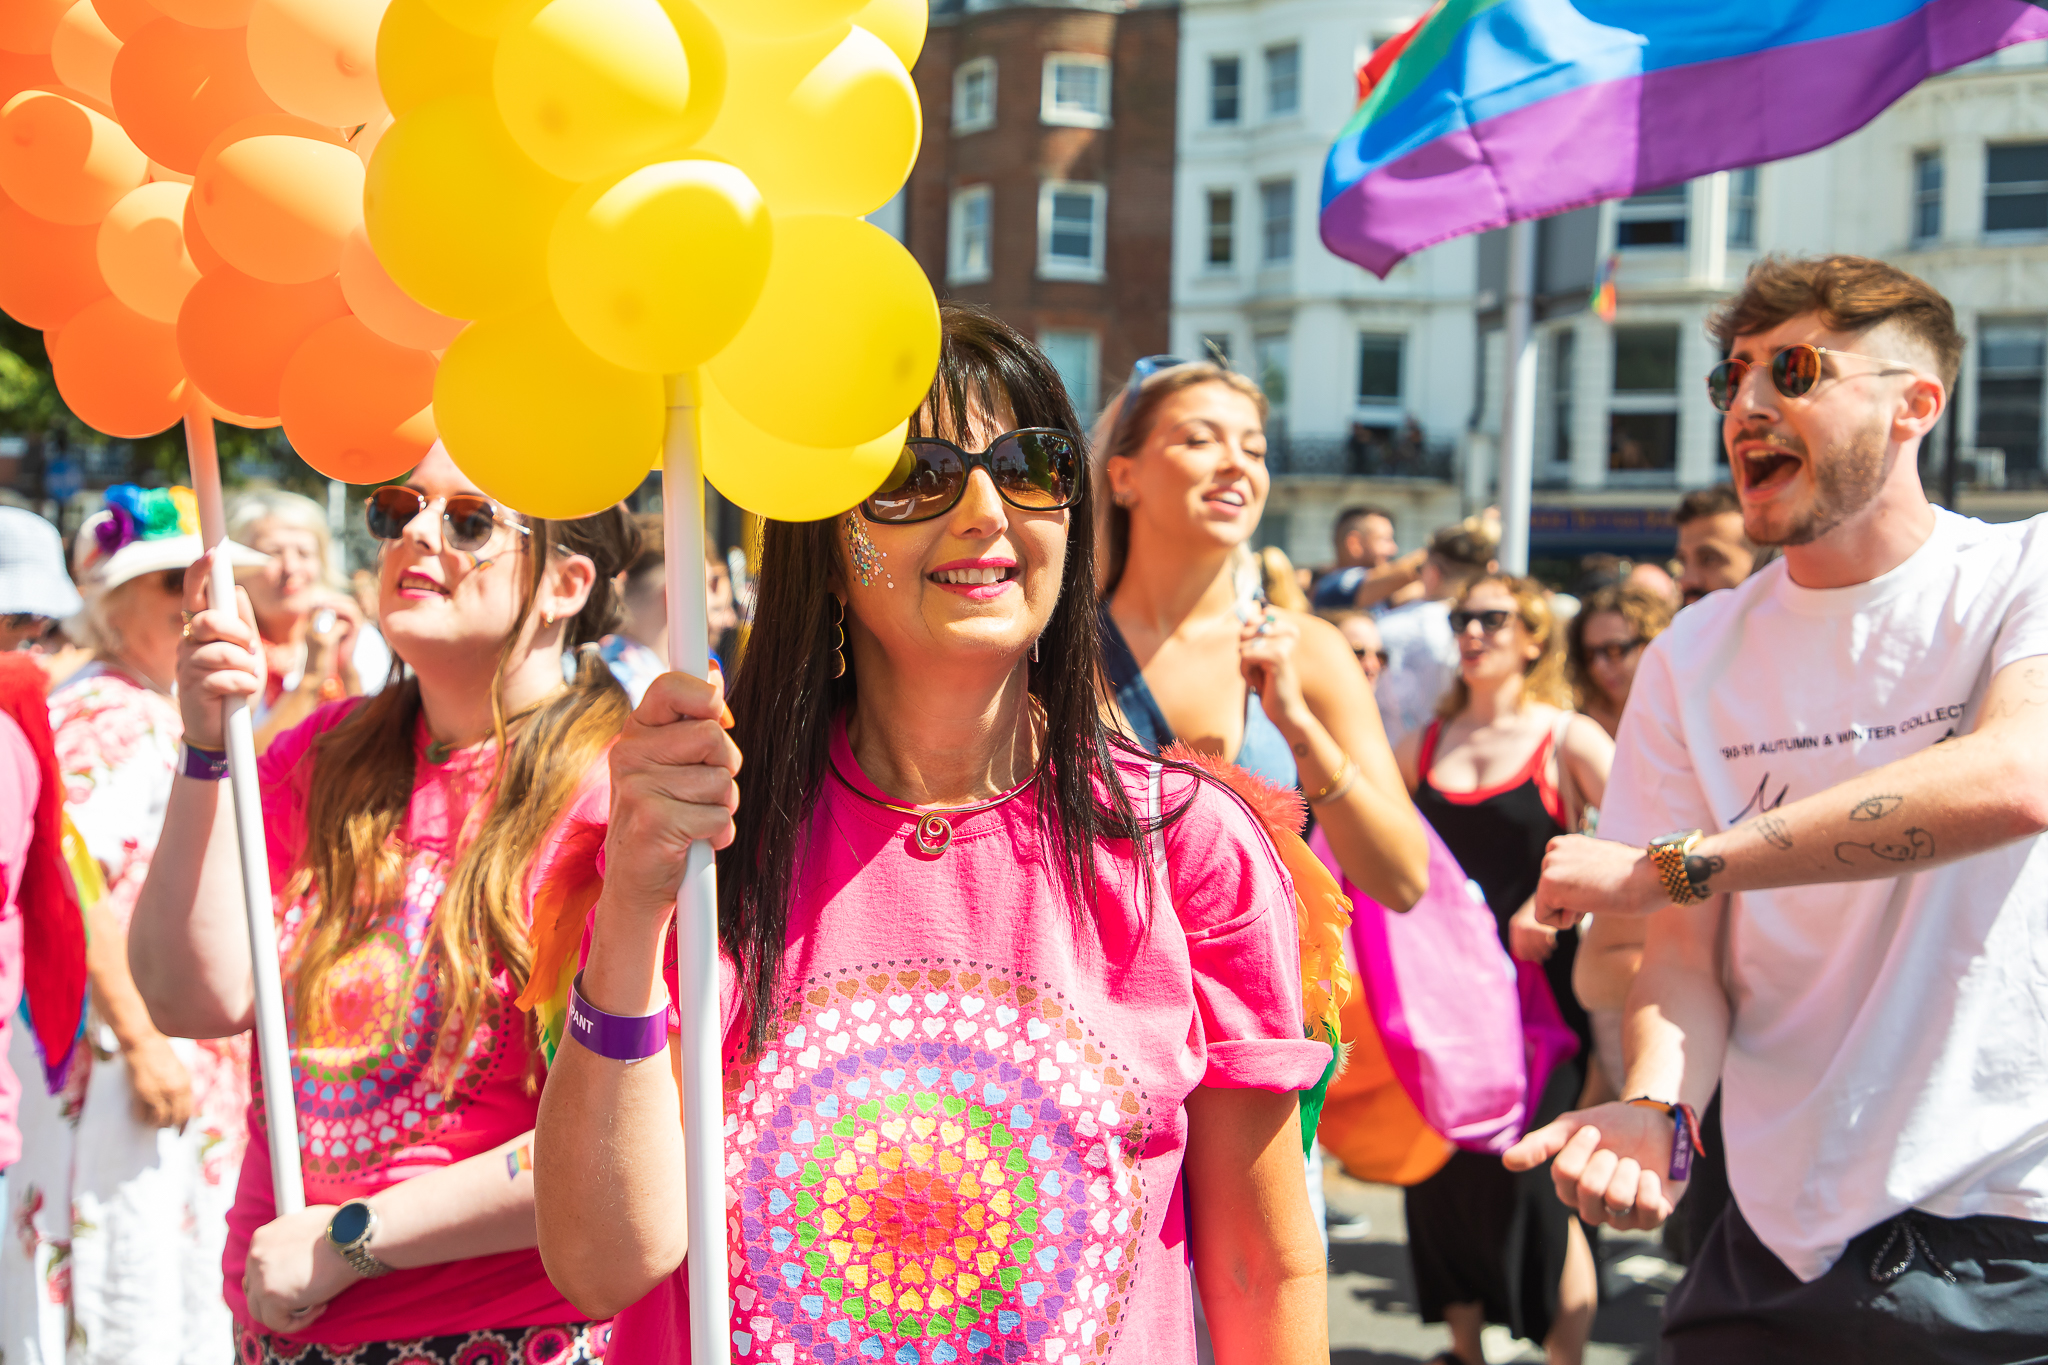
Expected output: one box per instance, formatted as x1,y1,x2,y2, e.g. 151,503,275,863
1267,430,1458,481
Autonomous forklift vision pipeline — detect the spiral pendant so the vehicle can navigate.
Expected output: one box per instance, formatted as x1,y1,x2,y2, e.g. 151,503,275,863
913,813,954,856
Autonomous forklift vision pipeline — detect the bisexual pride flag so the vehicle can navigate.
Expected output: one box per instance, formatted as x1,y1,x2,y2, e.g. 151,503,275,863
1322,0,2048,276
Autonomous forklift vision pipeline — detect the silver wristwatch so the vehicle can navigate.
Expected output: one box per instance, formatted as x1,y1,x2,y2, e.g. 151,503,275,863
324,1199,393,1279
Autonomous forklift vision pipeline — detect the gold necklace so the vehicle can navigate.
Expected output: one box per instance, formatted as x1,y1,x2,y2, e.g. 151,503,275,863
827,760,1041,856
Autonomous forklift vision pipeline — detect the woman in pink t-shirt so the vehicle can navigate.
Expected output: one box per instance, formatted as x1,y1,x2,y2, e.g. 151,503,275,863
535,307,1334,1365
129,444,640,1364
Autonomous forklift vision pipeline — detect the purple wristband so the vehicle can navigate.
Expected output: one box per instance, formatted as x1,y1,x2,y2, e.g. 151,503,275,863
568,971,670,1061
179,743,229,782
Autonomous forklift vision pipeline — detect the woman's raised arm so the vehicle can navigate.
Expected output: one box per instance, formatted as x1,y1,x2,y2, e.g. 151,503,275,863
534,670,740,1317
128,553,269,1038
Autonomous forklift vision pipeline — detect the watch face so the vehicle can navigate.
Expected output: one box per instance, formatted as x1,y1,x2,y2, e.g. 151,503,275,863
328,1201,371,1247
1650,832,1692,850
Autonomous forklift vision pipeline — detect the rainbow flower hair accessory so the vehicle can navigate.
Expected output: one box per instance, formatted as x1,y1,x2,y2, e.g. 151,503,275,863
94,484,199,558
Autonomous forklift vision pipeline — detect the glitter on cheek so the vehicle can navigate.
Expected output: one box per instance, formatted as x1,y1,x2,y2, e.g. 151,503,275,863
845,516,895,590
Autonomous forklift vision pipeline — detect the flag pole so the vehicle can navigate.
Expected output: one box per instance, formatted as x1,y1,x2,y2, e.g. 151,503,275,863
184,409,305,1215
660,372,729,1365
1498,219,1538,575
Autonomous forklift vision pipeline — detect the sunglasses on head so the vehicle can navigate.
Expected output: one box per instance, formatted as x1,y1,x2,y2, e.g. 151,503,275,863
1585,638,1646,665
862,429,1082,525
365,487,530,554
1705,343,1923,413
1450,608,1514,634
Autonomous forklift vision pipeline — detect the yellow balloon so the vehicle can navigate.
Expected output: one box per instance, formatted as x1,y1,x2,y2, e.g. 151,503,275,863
548,158,769,374
851,0,922,68
434,300,663,519
363,93,573,321
697,24,915,217
420,0,542,38
377,0,495,115
690,0,858,39
699,368,906,522
706,214,937,449
495,0,699,183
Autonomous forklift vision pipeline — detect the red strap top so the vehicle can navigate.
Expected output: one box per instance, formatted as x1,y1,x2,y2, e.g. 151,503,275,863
1417,717,1565,827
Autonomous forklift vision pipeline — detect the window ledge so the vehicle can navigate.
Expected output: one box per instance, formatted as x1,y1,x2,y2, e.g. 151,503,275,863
952,118,994,136
947,269,992,287
1042,110,1111,130
1039,263,1105,283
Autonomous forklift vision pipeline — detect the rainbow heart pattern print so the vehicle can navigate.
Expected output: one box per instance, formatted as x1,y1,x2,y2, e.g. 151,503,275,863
724,961,1154,1365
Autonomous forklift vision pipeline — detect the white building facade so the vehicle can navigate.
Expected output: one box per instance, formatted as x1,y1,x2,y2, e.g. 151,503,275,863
1173,5,2048,574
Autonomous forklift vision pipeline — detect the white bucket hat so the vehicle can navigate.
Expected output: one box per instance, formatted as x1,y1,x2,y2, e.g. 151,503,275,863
72,485,268,597
0,506,84,620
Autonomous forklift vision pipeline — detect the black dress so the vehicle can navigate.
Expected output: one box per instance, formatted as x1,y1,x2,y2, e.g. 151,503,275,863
1401,718,1595,1344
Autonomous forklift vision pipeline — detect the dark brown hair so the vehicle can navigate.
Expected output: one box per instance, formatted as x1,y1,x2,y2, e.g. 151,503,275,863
1566,584,1673,709
1673,483,1742,528
1709,255,1963,391
718,304,1164,1049
291,505,641,1089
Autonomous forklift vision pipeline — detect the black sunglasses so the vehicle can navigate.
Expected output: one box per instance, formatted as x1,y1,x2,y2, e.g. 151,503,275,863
1353,647,1390,666
1450,608,1514,634
365,487,530,554
1706,343,1922,413
863,429,1082,525
1585,638,1646,665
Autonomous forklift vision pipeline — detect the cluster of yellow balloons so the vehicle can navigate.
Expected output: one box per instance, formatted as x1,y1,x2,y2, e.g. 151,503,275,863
0,0,448,475
365,0,941,519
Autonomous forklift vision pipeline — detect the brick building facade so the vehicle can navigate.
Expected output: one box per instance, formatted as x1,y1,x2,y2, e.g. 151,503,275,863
907,1,1179,418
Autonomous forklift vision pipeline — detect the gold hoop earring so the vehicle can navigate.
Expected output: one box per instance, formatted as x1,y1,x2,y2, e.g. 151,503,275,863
830,597,847,679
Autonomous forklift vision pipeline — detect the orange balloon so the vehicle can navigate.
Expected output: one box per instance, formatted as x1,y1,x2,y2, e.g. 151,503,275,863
338,224,461,350
194,391,281,428
179,179,223,269
246,0,386,126
193,115,359,283
0,0,73,56
0,88,147,223
109,18,281,173
49,294,188,436
0,52,59,103
92,0,164,42
280,315,436,481
0,189,107,327
175,264,345,416
147,157,190,182
149,0,252,29
97,179,197,321
50,1,119,104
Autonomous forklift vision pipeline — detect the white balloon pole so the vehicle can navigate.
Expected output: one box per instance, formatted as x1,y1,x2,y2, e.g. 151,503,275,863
185,411,305,1215
660,373,729,1365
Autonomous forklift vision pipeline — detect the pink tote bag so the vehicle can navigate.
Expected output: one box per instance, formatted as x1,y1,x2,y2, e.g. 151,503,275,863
1313,823,1573,1153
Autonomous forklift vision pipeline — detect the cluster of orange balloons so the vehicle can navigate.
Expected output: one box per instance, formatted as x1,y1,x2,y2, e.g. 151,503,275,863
0,0,446,480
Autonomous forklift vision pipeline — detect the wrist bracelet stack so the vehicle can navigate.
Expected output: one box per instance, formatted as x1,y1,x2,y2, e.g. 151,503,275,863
568,971,671,1061
1624,1096,1705,1181
1308,752,1357,807
179,741,229,782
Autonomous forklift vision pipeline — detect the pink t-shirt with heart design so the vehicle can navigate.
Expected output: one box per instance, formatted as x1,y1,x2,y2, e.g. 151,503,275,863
611,723,1329,1365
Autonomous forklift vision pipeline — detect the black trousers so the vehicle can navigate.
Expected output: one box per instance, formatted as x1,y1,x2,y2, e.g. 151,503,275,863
1661,1199,2048,1364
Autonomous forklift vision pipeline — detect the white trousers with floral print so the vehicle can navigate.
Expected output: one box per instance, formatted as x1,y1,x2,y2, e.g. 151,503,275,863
1,1028,242,1365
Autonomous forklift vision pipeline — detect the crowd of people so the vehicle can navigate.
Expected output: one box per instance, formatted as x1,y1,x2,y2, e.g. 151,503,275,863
0,251,2041,1365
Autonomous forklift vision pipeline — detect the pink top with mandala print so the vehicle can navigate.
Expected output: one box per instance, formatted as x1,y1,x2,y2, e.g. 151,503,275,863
612,722,1330,1365
223,700,600,1344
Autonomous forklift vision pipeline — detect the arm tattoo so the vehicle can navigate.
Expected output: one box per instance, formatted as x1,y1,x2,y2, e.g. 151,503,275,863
1683,852,1726,893
1751,813,1794,851
1834,828,1936,867
1848,794,1904,822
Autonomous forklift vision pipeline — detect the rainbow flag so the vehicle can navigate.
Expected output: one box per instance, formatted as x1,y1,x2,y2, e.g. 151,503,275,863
1322,0,2048,277
1590,253,1619,323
